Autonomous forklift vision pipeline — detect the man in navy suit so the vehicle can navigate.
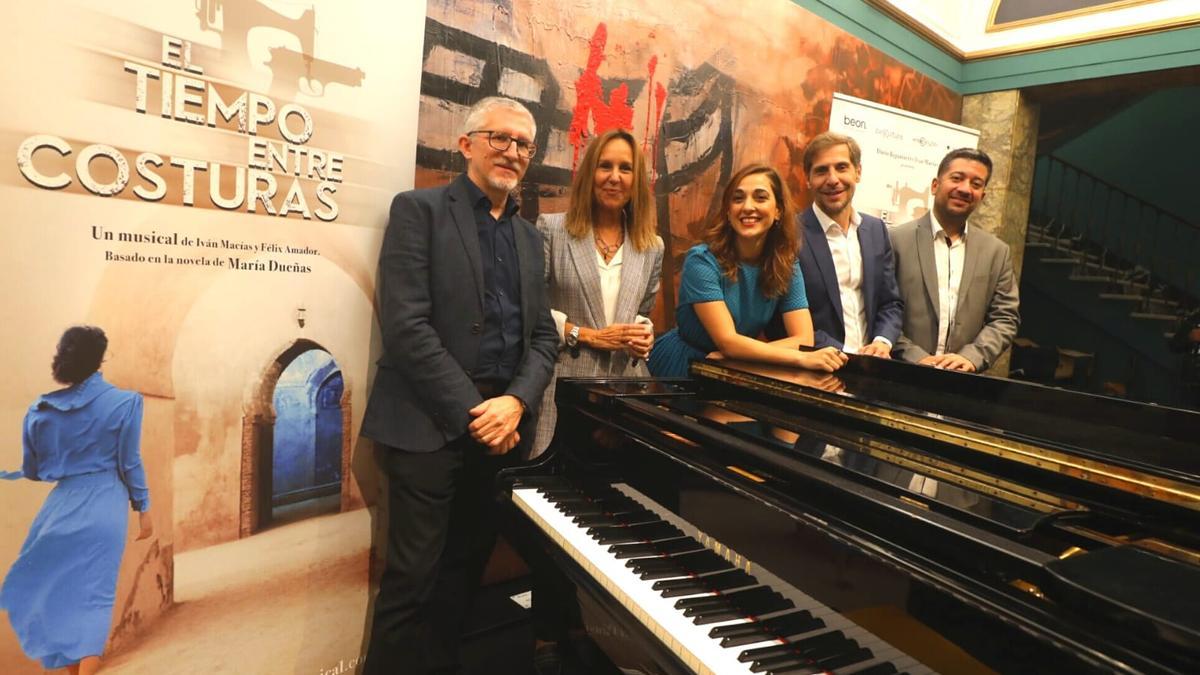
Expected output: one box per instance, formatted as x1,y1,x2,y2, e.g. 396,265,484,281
360,96,558,674
793,132,903,355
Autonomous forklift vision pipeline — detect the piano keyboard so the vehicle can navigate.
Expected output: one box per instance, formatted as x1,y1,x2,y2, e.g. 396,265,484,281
512,482,933,675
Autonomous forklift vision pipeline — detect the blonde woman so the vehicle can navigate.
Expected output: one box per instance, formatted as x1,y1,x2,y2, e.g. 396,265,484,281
532,128,664,457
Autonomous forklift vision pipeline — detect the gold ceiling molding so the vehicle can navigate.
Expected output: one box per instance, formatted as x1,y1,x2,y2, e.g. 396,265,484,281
864,0,1200,61
987,0,1156,33
862,0,966,59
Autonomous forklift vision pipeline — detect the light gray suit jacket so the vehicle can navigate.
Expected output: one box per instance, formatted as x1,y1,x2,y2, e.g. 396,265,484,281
889,214,1020,372
531,213,664,456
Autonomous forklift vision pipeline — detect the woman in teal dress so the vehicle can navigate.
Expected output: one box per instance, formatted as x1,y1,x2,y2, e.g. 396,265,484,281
1,326,153,675
649,163,847,377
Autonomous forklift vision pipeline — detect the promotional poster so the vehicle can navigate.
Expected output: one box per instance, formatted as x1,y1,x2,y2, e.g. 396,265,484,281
0,1,425,672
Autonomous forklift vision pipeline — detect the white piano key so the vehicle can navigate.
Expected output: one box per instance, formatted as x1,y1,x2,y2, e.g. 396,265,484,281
515,487,779,674
514,484,933,674
614,484,934,674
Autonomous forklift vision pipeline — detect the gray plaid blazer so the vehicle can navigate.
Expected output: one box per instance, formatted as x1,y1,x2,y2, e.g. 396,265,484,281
531,213,664,456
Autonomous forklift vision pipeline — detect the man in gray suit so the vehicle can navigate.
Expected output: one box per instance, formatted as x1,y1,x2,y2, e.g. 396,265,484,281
890,148,1020,372
360,97,558,674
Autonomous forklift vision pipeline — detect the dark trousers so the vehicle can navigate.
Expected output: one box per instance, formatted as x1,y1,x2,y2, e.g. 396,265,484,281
363,434,516,675
531,562,583,644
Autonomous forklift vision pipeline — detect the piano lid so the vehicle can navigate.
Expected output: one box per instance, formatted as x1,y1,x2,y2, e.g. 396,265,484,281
688,358,1200,514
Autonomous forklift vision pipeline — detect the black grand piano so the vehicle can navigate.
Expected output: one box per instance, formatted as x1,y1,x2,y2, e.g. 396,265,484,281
499,356,1200,674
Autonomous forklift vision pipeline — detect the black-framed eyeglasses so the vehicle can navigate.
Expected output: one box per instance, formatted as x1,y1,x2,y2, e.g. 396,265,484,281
468,130,537,159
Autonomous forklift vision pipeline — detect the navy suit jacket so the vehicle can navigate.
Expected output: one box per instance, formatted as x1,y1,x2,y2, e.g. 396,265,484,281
796,207,903,350
361,174,558,453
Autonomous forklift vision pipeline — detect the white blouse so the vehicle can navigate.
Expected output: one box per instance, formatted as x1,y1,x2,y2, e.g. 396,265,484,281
595,244,623,327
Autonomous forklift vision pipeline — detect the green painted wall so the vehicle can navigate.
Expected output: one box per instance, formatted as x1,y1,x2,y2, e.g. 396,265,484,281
795,0,1200,94
1054,86,1200,221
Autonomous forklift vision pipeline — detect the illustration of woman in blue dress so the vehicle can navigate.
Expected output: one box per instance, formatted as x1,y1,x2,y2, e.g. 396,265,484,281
1,326,153,674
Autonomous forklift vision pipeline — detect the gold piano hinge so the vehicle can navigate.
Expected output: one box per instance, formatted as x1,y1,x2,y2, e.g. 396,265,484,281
1134,538,1200,566
1011,579,1045,599
692,363,1200,511
1058,546,1086,560
661,430,700,447
898,495,929,510
726,465,766,483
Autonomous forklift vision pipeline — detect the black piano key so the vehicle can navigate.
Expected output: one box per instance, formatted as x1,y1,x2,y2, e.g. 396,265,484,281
558,497,641,516
815,646,874,671
711,610,825,647
654,568,758,598
757,646,874,675
758,610,825,638
741,631,849,663
687,589,793,623
691,608,740,625
572,509,658,527
675,593,730,611
609,536,705,559
676,585,785,612
543,488,625,501
629,549,729,575
554,499,628,514
765,665,822,675
639,563,728,581
535,487,584,498
744,637,854,666
692,606,760,625
751,652,812,673
726,586,794,615
754,643,868,675
843,663,897,675
539,490,613,503
590,521,683,544
742,642,808,663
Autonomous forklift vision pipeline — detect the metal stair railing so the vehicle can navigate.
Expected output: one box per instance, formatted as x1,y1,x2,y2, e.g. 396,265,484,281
1029,155,1198,319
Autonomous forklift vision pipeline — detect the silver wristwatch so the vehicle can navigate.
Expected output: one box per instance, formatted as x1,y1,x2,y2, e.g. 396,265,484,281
566,325,581,349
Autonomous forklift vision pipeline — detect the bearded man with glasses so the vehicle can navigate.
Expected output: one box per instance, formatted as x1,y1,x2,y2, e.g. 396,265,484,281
361,96,558,675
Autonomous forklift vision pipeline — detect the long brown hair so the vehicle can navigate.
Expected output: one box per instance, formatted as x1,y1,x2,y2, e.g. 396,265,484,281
564,129,659,252
703,163,799,298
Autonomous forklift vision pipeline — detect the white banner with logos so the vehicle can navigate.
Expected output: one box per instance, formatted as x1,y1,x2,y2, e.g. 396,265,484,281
829,92,979,226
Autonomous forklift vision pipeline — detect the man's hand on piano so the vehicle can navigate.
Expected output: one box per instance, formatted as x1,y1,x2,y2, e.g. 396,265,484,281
468,395,524,452
796,346,848,372
858,340,892,358
918,353,976,372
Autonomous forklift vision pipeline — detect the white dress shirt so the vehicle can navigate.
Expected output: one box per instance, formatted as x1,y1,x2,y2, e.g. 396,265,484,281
930,212,968,356
812,206,890,352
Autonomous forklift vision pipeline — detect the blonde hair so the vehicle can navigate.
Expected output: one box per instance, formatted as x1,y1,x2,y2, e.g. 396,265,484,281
564,129,658,252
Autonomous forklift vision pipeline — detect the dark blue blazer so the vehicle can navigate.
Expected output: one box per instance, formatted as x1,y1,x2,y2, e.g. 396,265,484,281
361,174,558,453
796,207,903,350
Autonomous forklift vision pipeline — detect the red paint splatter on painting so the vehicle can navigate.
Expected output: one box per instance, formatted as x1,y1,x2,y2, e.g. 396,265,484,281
643,54,672,183
642,55,658,151
568,23,667,175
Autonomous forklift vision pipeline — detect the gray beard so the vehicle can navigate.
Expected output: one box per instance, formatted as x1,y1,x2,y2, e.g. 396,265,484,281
486,173,519,193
